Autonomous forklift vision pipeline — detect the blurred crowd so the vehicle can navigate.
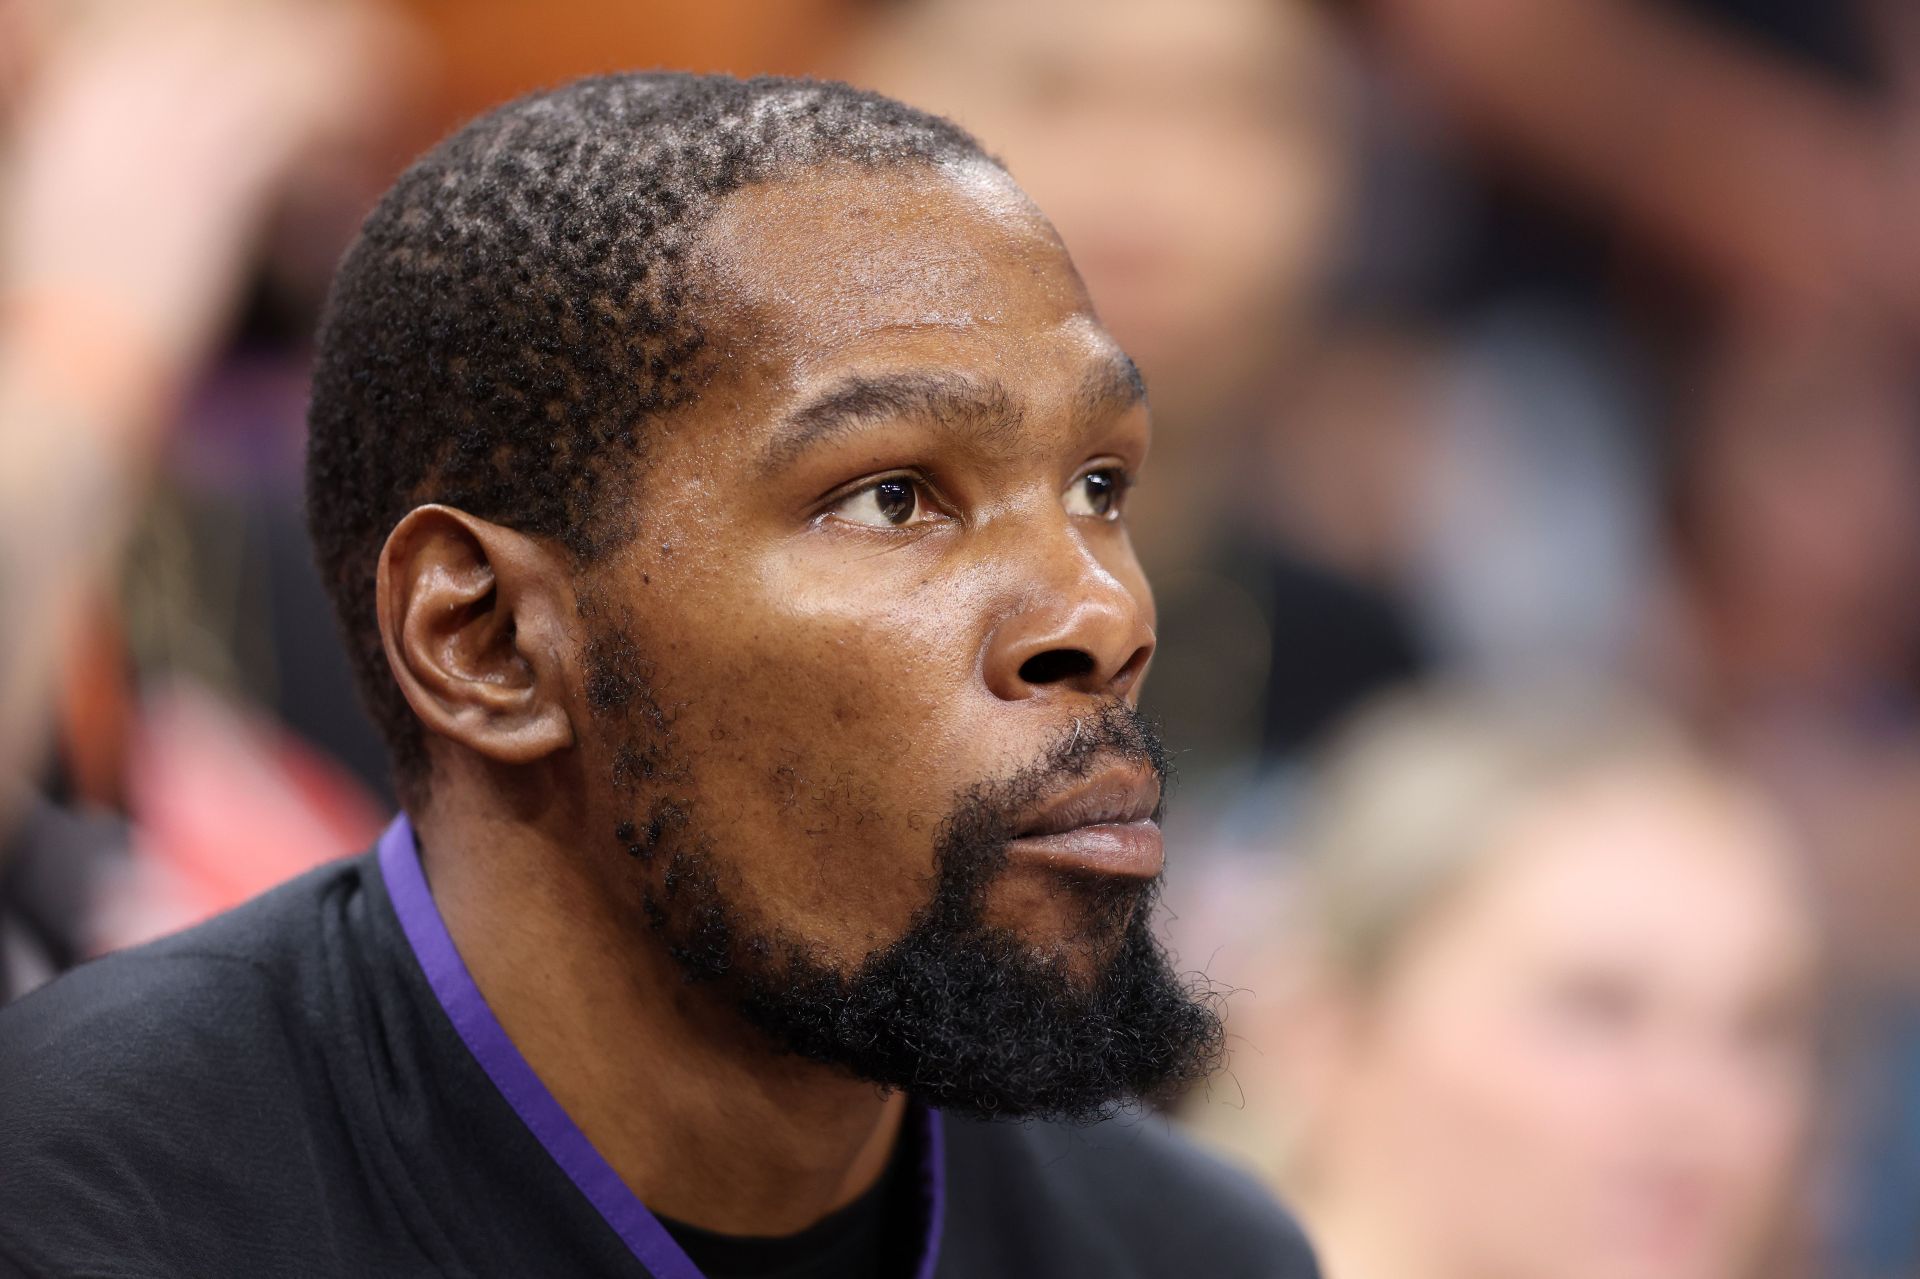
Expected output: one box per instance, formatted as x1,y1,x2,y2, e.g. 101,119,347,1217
3,0,1918,1275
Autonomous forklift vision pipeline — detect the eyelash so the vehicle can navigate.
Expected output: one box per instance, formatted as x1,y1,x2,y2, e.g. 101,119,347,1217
817,464,1135,529
816,469,946,520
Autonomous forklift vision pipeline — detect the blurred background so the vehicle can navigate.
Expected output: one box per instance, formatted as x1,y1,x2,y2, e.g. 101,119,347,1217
3,0,1918,1274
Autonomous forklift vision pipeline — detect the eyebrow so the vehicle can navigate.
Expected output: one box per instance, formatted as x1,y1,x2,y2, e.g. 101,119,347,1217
759,352,1146,477
1078,352,1148,423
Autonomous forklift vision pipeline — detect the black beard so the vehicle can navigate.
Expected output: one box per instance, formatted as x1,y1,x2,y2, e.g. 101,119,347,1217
585,616,1224,1122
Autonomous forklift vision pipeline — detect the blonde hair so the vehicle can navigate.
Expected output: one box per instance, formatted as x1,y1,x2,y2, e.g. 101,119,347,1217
1189,680,1796,1193
1294,679,1715,986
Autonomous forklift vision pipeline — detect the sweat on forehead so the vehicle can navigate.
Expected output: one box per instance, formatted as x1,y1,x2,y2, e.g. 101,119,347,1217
305,72,999,786
692,158,1082,340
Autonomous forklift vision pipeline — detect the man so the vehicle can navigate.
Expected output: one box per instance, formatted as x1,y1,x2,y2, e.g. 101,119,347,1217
843,0,1413,777
0,73,1316,1278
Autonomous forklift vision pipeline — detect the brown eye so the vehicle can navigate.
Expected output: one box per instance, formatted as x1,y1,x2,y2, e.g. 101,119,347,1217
872,478,915,524
1065,468,1125,519
828,476,935,528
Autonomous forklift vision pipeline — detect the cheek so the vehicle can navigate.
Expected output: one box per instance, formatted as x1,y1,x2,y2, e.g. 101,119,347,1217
1339,979,1638,1268
620,549,994,957
1674,1058,1808,1215
726,548,988,779
1361,980,1806,1278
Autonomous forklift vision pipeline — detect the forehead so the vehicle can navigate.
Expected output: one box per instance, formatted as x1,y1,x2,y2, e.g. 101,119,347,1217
692,159,1107,383
1463,773,1815,975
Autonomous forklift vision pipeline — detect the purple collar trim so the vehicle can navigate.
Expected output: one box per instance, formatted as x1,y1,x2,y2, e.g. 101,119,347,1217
377,814,946,1279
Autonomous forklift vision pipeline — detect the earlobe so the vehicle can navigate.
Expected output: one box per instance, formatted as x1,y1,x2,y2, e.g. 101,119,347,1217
376,505,577,767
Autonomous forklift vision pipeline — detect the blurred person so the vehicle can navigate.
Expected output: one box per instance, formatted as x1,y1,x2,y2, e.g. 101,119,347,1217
1303,0,1920,712
1338,0,1920,331
1189,685,1820,1279
847,0,1350,481
1663,320,1920,728
1659,318,1920,1277
0,0,419,993
392,0,854,129
1318,4,1920,1264
0,74,1317,1279
842,0,1430,776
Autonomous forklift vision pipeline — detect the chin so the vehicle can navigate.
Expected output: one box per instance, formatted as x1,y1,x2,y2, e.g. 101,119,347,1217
986,875,1152,967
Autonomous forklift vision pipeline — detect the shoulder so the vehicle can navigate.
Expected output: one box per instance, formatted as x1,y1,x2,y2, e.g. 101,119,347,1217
940,1112,1318,1279
0,858,368,1275
0,854,364,1071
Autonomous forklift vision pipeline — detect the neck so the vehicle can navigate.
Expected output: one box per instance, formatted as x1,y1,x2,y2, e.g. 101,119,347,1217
413,801,906,1236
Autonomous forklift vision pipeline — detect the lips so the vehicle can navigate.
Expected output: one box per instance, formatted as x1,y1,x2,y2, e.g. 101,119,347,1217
1006,765,1164,879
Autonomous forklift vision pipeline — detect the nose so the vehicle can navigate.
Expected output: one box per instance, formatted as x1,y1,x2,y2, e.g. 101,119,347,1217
981,521,1155,703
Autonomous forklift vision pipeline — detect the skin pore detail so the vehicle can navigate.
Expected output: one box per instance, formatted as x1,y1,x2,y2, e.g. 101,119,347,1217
562,162,1162,961
387,159,1224,1236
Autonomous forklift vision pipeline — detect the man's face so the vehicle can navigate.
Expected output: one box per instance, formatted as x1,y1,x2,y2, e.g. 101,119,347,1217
564,159,1219,1115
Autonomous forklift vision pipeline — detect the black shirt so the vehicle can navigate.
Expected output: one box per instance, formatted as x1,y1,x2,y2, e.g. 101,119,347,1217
0,796,126,1004
0,820,1318,1279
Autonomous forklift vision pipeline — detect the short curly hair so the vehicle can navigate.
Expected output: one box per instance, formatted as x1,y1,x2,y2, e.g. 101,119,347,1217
305,72,992,787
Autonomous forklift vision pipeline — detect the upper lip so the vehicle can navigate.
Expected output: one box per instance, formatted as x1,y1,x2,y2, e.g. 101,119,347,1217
1014,765,1162,839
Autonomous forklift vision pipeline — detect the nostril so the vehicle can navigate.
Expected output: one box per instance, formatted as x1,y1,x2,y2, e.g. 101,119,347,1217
1019,648,1097,686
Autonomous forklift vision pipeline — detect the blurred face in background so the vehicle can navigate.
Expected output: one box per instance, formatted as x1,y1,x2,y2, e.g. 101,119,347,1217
1678,325,1920,697
0,0,47,116
847,0,1350,435
1308,767,1816,1279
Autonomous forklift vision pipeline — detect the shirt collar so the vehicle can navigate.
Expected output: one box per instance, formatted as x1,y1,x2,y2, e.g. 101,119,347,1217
377,813,947,1279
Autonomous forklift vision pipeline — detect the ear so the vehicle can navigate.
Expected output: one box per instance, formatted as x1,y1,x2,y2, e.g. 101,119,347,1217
376,505,577,768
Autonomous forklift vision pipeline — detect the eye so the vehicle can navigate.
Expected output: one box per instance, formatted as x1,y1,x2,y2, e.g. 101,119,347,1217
1064,467,1128,520
826,475,941,528
1541,972,1643,1040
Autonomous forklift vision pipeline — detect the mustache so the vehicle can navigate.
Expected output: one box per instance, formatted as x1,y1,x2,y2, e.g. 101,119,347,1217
1021,700,1171,823
930,701,1172,889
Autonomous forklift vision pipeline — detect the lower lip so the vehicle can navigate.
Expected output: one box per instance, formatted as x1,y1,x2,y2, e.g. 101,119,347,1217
1006,820,1163,879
